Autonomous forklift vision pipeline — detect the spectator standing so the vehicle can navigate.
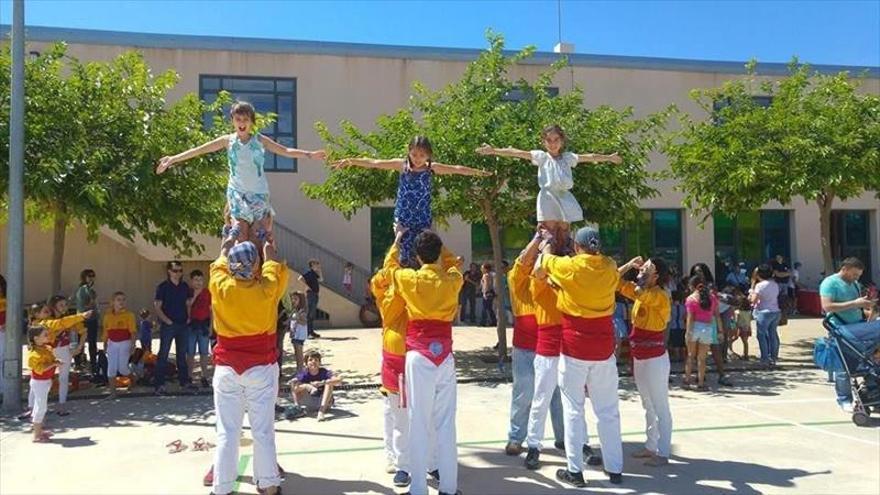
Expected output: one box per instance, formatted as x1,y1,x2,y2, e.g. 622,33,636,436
153,261,191,394
299,260,323,339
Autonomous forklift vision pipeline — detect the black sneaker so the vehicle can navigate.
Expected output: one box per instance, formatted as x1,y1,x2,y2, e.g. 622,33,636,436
718,376,734,387
201,378,210,388
524,448,540,470
554,440,565,450
556,469,587,488
309,331,321,339
428,469,440,481
607,472,623,484
584,445,603,466
393,470,411,487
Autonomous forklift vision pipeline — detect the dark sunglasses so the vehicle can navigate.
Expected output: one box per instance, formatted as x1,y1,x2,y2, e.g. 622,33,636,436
170,268,183,273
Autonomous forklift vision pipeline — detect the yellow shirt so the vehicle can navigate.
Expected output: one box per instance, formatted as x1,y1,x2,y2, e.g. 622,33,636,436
385,243,462,322
618,282,671,332
102,309,137,342
540,253,619,318
532,277,562,327
210,257,290,338
38,314,87,343
508,258,538,318
28,345,57,378
372,247,408,356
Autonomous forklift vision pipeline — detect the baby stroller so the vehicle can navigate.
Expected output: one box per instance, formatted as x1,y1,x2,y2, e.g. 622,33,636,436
816,315,880,426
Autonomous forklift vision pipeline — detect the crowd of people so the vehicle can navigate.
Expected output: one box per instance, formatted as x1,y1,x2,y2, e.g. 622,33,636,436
8,104,878,495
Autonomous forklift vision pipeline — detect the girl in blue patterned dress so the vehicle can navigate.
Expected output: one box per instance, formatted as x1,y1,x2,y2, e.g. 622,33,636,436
333,136,491,265
157,101,326,242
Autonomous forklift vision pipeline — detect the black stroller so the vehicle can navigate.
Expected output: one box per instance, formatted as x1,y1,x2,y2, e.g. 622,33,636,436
820,315,880,426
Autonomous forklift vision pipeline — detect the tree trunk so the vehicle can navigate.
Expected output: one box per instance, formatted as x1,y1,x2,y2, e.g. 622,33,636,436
50,205,69,295
817,194,835,276
483,204,508,368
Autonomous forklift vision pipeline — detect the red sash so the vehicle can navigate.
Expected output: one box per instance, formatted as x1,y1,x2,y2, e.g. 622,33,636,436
560,314,614,361
107,328,132,342
213,332,277,374
406,319,453,366
629,327,667,360
381,350,405,393
535,324,563,357
32,367,56,381
53,331,71,348
512,315,539,351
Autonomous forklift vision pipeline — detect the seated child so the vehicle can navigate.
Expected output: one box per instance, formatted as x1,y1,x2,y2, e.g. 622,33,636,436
288,350,342,422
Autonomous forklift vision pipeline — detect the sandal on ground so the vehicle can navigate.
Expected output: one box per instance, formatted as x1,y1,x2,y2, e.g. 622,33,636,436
644,455,669,467
33,435,52,443
166,439,188,454
193,437,216,451
631,448,655,458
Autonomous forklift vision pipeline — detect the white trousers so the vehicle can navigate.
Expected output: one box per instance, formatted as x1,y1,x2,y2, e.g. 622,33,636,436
405,351,457,495
30,378,51,424
634,353,673,457
559,354,623,474
383,392,410,472
213,363,280,495
106,340,131,378
526,355,588,450
53,345,72,403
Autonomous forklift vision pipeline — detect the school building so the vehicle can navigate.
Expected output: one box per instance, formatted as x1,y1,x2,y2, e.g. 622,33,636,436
1,26,878,326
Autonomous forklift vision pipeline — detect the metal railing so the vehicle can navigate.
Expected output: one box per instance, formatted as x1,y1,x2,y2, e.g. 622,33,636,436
272,219,371,306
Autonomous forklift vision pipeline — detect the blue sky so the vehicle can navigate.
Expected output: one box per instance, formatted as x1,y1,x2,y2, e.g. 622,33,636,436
1,0,878,67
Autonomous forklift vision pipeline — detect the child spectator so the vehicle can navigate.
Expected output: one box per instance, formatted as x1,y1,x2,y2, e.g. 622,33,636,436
187,269,213,388
289,350,342,422
733,293,753,360
27,325,60,443
343,262,354,294
102,291,136,398
289,292,309,373
138,308,154,354
667,291,687,362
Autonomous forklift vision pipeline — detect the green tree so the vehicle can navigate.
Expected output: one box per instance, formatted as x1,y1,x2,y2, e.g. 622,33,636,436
665,59,880,274
303,32,666,360
0,43,229,293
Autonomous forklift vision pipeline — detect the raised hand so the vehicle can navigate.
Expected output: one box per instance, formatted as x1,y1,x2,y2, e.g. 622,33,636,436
156,156,174,174
608,152,623,165
82,310,95,320
331,159,351,170
310,149,327,161
475,144,493,156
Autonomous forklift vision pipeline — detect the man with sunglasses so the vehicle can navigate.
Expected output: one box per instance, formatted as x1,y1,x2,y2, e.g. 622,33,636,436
153,261,191,394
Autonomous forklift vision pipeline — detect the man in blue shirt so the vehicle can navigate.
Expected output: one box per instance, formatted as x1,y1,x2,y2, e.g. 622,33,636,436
819,257,879,410
154,260,191,393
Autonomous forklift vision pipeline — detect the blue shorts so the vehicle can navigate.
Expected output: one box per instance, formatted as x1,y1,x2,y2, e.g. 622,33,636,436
188,320,211,356
227,186,274,224
689,321,715,345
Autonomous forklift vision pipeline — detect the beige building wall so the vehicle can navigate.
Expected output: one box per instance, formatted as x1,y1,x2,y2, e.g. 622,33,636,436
3,30,877,326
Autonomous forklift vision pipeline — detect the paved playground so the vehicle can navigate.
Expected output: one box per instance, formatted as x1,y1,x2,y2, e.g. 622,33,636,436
1,318,879,495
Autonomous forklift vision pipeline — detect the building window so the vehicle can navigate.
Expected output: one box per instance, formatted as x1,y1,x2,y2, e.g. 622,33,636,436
712,95,772,125
600,209,683,274
501,87,559,102
199,75,297,172
713,210,791,281
831,210,873,283
370,207,395,272
470,223,533,264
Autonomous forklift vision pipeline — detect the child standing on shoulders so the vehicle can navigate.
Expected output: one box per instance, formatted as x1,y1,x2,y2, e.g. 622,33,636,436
342,262,354,294
157,101,327,242
27,325,61,443
289,350,342,422
187,269,213,388
333,136,491,266
102,292,137,398
289,292,309,372
476,125,621,251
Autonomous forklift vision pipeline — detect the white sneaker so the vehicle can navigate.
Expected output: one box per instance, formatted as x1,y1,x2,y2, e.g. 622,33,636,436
317,410,327,422
385,462,397,474
840,401,855,413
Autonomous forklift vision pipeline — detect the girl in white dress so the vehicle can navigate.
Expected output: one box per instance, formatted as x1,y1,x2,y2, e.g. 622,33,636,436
476,125,621,249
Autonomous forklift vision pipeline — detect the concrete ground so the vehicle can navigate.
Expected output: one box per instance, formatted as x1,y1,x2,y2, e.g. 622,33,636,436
1,317,879,495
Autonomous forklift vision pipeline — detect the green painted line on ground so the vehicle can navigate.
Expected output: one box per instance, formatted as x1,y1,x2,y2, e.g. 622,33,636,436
268,419,854,458
234,453,252,493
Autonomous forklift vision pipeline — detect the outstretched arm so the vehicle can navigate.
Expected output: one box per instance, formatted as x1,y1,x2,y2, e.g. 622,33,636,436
431,162,492,177
156,135,229,173
474,144,532,161
259,135,326,160
575,152,622,165
331,158,403,171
